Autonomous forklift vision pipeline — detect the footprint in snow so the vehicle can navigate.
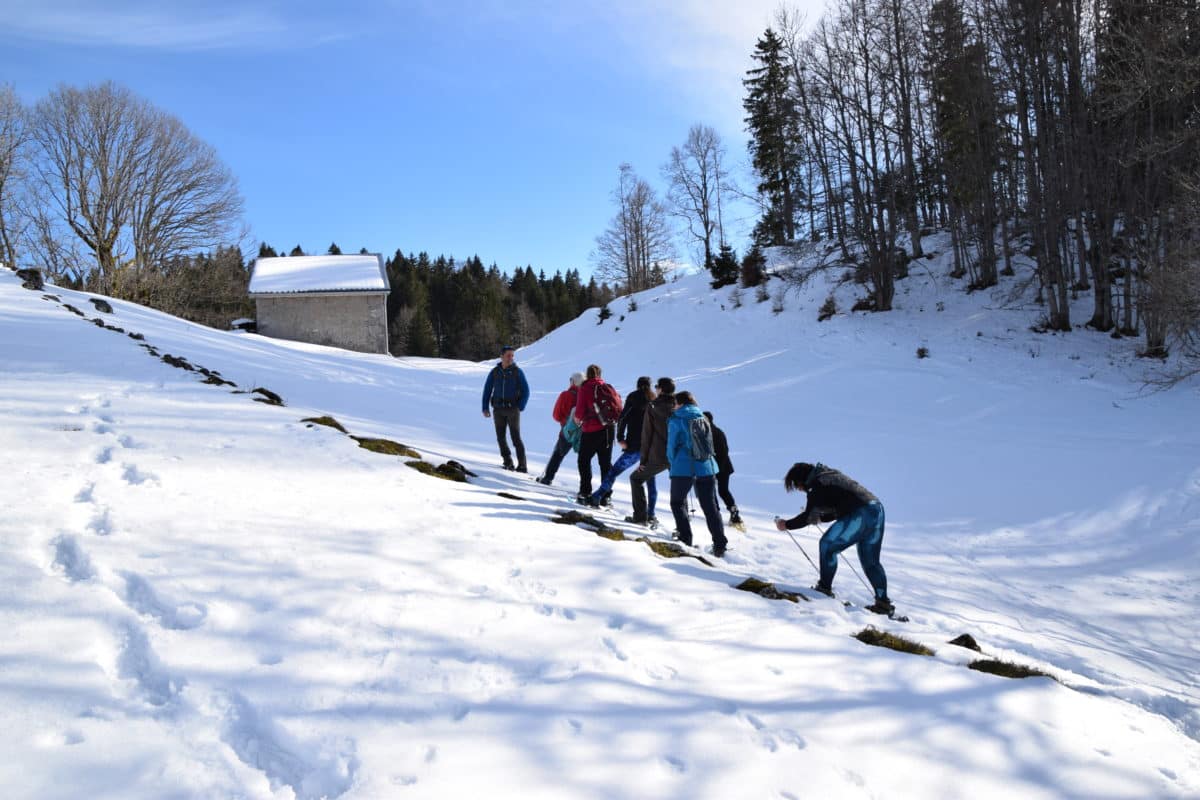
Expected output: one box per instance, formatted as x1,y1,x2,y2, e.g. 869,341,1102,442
121,463,158,486
602,637,628,662
95,447,114,465
51,534,95,582
111,620,185,707
120,572,207,630
662,755,687,773
208,688,357,800
74,482,95,503
87,506,113,536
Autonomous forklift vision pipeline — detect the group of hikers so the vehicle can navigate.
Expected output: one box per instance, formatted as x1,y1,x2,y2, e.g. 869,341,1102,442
481,344,896,615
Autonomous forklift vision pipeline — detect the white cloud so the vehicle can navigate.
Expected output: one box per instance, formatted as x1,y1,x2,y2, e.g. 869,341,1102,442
602,0,827,136
0,1,294,50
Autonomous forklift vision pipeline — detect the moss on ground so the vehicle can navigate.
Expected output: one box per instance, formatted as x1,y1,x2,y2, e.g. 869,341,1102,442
968,659,1055,680
251,387,284,406
301,416,348,433
404,460,472,482
637,537,713,566
734,577,807,603
855,627,935,656
351,436,419,457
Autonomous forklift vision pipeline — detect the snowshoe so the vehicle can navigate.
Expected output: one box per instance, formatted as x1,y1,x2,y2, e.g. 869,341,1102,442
866,598,895,616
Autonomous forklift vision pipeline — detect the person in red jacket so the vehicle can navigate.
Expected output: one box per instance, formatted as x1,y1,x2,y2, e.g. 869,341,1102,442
573,364,616,503
536,372,584,485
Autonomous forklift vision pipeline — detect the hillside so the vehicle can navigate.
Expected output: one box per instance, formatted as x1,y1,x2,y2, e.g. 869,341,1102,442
1,250,1198,799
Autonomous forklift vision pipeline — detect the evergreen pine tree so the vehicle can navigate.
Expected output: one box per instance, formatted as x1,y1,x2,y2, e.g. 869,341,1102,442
327,242,342,255
743,28,801,246
741,245,767,288
710,243,739,288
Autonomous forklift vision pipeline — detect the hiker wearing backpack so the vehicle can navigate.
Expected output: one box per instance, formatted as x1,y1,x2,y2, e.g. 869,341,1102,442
481,345,530,471
774,462,893,615
573,364,622,503
536,371,585,486
583,376,653,507
626,377,672,525
666,391,727,558
703,410,743,528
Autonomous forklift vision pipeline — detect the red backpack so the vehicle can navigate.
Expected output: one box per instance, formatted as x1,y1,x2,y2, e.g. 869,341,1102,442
591,382,623,426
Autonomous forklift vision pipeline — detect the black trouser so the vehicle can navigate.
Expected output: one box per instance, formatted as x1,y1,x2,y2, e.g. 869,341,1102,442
541,430,572,481
577,426,613,495
492,406,525,468
716,471,737,511
670,475,726,551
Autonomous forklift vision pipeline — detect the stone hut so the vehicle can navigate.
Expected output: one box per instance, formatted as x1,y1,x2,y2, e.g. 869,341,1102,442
248,254,390,354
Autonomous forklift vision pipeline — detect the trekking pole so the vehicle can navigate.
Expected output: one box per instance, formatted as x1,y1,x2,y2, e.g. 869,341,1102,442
813,523,874,594
778,518,821,576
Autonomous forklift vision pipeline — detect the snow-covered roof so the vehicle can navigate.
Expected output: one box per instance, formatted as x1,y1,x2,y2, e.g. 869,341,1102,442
248,254,389,295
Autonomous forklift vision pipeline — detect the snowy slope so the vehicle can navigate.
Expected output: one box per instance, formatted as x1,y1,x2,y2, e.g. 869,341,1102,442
1,251,1198,799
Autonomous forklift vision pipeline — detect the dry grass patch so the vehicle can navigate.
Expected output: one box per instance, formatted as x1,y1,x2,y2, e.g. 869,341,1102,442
968,659,1055,680
855,627,935,656
301,416,348,433
734,577,807,603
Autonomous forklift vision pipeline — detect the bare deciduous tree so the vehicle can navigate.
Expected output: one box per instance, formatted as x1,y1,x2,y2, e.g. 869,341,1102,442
592,164,674,293
0,84,29,268
662,124,732,272
29,81,242,294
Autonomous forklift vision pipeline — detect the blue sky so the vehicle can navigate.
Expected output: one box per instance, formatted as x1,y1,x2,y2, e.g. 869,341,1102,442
2,1,822,279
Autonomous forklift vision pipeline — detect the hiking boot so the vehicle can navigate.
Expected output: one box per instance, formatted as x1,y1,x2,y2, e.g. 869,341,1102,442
515,464,528,474
535,475,553,486
502,461,515,471
674,533,693,547
576,493,594,506
647,515,659,528
711,545,726,558
599,491,613,507
811,583,835,598
729,511,743,527
866,597,895,616
624,515,648,525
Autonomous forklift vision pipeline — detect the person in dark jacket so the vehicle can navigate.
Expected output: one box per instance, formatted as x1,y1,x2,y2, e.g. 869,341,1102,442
537,371,584,485
667,391,727,557
481,345,530,471
703,410,742,528
585,376,653,507
774,462,893,614
573,364,617,502
626,377,672,525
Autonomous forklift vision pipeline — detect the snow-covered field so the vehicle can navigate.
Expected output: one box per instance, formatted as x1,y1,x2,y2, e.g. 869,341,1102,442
2,245,1198,799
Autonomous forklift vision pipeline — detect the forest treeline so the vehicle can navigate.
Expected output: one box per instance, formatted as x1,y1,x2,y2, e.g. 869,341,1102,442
254,243,616,360
732,0,1199,370
4,1,1199,377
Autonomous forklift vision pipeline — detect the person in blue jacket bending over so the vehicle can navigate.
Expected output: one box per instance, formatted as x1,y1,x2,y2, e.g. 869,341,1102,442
775,462,894,615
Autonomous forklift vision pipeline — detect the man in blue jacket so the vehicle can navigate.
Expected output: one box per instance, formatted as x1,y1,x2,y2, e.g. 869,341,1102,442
774,462,893,614
667,391,727,558
481,345,530,471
